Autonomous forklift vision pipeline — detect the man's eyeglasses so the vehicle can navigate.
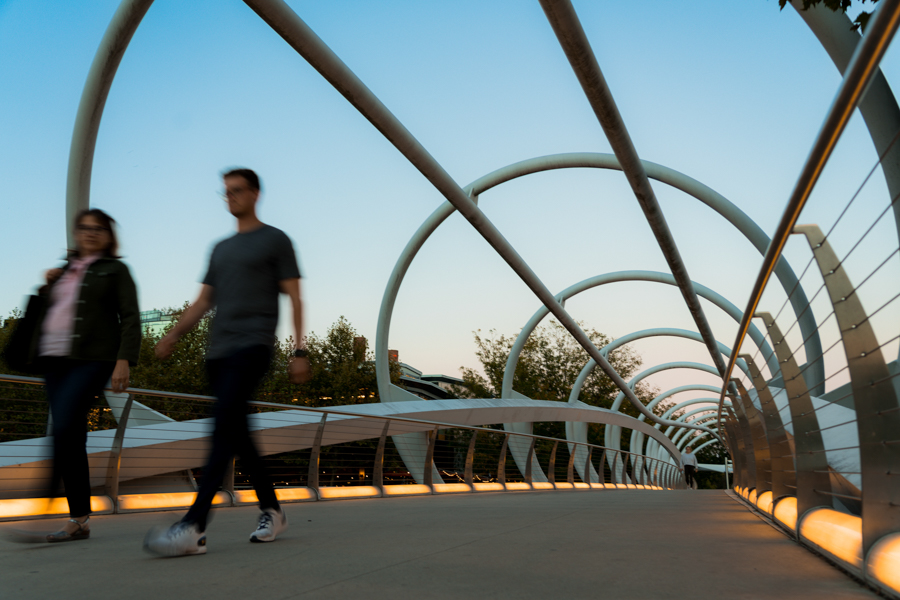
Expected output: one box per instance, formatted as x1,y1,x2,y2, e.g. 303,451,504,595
77,225,109,234
220,186,250,200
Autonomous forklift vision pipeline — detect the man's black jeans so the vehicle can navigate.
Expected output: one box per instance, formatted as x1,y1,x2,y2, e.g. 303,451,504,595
684,465,697,489
43,357,116,518
184,345,280,530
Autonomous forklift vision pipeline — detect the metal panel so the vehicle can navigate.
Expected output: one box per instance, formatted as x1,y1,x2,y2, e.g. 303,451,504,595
795,224,900,555
307,413,327,491
757,312,831,523
497,434,510,486
373,420,390,490
741,343,797,500
104,393,134,509
732,378,772,494
464,431,478,486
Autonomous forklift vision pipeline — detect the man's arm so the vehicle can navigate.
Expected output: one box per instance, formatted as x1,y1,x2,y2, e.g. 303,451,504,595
279,277,311,384
155,284,215,359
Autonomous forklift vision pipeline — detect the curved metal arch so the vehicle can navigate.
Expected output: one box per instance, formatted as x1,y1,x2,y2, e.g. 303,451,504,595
501,272,778,401
373,154,821,402
608,384,722,458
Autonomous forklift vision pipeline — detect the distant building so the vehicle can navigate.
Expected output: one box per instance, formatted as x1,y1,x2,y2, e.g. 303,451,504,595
140,310,175,336
398,362,468,400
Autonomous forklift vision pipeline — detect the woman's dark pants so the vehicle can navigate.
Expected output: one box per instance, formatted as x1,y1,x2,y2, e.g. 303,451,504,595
183,345,280,531
43,358,116,518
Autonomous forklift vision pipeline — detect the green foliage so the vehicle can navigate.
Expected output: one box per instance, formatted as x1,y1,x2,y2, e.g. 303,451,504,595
449,320,660,448
779,0,878,31
131,309,393,410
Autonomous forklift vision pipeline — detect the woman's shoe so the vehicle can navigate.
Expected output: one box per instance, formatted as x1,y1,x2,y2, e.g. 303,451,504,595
46,517,90,543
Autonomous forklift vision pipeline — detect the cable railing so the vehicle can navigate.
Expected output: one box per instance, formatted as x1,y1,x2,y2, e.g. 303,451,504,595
0,373,682,521
717,0,900,595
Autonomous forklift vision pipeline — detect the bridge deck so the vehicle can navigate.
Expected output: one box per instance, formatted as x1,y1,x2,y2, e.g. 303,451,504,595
0,490,877,599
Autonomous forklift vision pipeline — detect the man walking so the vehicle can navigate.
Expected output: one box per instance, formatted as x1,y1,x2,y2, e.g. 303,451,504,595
681,446,699,490
144,168,310,557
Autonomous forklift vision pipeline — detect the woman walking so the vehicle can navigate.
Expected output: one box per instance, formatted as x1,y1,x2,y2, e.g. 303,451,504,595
32,208,140,541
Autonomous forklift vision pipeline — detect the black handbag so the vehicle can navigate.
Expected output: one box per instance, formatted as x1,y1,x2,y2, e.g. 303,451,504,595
1,294,46,375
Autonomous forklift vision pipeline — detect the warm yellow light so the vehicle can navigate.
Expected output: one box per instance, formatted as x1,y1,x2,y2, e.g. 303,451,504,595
748,489,758,505
317,486,381,499
553,482,574,490
0,496,113,519
118,491,230,512
866,532,900,595
531,482,555,490
504,482,532,491
756,491,773,514
572,482,590,489
589,483,606,490
276,488,316,502
774,496,797,531
472,482,505,492
799,508,863,571
382,484,433,496
432,483,472,494
614,483,630,489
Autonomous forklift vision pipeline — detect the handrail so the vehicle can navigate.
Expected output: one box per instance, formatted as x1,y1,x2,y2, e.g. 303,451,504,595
0,373,680,474
716,0,900,429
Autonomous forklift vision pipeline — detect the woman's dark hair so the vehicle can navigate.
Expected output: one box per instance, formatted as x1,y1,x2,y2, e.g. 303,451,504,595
71,208,121,259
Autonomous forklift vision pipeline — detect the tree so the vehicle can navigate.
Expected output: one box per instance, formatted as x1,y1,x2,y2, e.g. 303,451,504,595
781,0,879,31
450,320,660,448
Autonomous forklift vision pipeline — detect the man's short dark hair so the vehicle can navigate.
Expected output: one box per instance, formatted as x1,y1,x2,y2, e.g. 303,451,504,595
223,168,261,192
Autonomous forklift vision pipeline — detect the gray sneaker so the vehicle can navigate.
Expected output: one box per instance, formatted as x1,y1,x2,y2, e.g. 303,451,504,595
250,508,287,543
143,521,207,557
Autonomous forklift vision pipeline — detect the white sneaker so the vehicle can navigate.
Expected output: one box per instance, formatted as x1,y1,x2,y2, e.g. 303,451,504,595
250,508,287,543
143,521,207,557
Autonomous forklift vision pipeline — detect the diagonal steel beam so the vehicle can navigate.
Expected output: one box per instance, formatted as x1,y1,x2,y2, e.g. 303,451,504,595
242,0,719,440
538,0,726,377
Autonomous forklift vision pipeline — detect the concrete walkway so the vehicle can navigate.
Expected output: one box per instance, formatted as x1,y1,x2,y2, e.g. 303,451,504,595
0,490,878,599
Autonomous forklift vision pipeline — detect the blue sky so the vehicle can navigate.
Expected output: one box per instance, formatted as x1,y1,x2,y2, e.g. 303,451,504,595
1,1,898,403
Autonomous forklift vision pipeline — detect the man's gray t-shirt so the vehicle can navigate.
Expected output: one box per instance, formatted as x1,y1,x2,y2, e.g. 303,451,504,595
203,224,301,359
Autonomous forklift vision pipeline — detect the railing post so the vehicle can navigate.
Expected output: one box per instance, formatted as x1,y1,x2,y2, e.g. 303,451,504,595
525,437,536,484
610,451,619,486
584,446,593,485
424,426,439,491
104,393,134,512
566,443,576,484
732,377,772,496
373,420,390,493
740,341,796,501
795,224,900,556
548,440,558,486
223,458,235,497
464,430,477,486
498,433,509,486
757,310,832,525
307,413,327,494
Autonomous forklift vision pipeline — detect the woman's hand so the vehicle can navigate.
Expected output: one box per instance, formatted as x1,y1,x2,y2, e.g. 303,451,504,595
111,359,130,393
45,268,63,285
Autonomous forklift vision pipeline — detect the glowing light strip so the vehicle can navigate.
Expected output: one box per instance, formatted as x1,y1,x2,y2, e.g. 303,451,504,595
756,491,773,514
432,483,473,493
773,497,797,531
867,532,900,596
117,491,230,512
799,508,863,571
0,496,113,519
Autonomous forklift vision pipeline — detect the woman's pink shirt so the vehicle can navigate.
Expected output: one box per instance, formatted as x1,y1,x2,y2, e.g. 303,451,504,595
39,255,101,357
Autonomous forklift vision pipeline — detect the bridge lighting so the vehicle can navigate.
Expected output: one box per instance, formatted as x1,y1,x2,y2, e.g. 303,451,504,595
799,508,863,571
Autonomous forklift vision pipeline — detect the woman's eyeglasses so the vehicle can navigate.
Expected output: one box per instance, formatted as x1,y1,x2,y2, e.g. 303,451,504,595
77,225,109,234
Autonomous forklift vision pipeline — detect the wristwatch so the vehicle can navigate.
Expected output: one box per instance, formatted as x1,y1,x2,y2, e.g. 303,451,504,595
293,348,309,358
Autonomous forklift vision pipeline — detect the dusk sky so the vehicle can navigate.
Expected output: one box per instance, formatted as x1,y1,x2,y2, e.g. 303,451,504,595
1,0,898,406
